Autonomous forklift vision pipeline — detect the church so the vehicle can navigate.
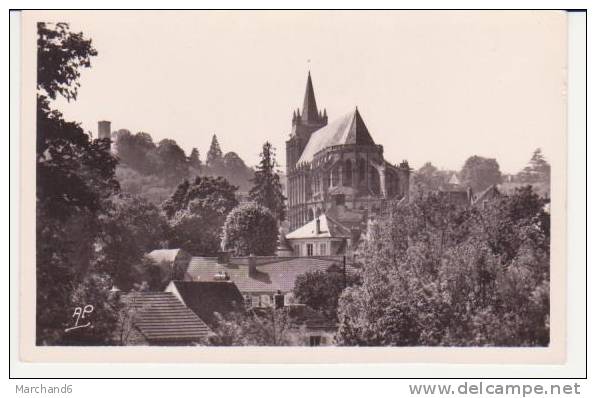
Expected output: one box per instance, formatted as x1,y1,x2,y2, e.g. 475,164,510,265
284,72,411,254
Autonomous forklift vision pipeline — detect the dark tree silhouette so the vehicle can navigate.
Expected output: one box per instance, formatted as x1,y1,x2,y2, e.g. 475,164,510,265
249,142,286,221
36,23,120,345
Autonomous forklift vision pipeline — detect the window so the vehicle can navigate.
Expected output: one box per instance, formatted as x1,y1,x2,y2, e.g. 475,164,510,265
293,245,300,256
319,243,327,256
358,158,366,181
343,159,352,187
335,194,345,206
261,295,271,307
307,244,314,256
309,336,322,346
370,168,380,194
331,166,339,186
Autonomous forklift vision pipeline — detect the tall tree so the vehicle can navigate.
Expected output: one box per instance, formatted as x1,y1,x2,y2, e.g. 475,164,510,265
188,147,202,170
155,138,189,179
163,176,238,255
459,155,502,193
94,193,169,290
36,22,120,344
206,134,224,170
249,142,286,221
517,148,551,184
221,203,278,256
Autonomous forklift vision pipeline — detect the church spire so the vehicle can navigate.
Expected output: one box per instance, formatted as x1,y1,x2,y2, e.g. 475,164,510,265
301,71,319,123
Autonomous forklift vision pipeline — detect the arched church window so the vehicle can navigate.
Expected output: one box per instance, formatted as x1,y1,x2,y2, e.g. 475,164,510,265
343,159,353,187
307,208,314,221
358,158,366,182
370,167,380,194
331,165,340,187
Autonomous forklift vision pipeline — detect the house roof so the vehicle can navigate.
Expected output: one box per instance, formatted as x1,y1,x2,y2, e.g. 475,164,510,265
123,292,211,344
448,173,461,185
297,108,376,164
146,249,183,263
285,214,351,240
168,281,245,328
472,184,501,207
185,256,351,294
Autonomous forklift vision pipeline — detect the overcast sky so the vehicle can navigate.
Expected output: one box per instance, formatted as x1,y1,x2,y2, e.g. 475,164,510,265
49,11,567,174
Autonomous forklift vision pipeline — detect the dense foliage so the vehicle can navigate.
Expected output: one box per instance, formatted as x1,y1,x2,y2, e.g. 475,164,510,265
162,176,239,255
459,155,502,193
293,264,361,322
208,309,305,346
94,194,169,290
115,131,253,203
221,203,278,256
410,162,453,196
336,187,550,346
36,23,121,344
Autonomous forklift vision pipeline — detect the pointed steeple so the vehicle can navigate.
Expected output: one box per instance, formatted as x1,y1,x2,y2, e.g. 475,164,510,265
301,71,320,123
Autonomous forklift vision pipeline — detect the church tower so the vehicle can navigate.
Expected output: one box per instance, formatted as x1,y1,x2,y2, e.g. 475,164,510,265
286,72,328,230
286,72,328,171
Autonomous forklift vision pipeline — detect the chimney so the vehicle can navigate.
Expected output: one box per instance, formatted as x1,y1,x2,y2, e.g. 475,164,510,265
98,121,111,140
274,290,285,309
217,251,231,264
248,254,257,277
315,217,321,235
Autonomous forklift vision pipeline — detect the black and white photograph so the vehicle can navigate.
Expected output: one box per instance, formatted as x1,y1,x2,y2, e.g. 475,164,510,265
15,10,577,365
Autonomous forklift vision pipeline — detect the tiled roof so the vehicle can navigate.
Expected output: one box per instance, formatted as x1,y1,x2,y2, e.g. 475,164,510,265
146,249,182,263
185,256,351,294
168,281,245,328
285,214,351,240
297,108,376,164
123,292,211,344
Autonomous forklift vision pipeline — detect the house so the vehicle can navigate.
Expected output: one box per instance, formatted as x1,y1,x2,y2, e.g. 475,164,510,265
284,214,353,256
145,248,192,280
120,292,211,346
165,281,245,328
471,184,501,209
184,254,355,308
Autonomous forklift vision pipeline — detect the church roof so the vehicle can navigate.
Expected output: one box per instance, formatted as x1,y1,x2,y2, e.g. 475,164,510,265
301,71,319,122
297,108,376,164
